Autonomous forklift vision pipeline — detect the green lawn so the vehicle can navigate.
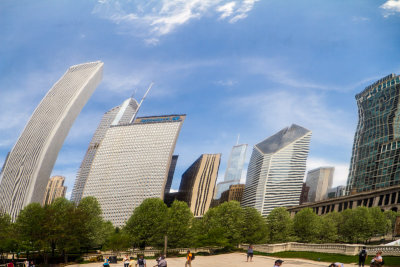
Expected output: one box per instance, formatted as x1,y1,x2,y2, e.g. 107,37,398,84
253,250,400,267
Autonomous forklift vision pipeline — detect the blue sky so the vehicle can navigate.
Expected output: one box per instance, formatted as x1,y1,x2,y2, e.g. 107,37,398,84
1,0,400,198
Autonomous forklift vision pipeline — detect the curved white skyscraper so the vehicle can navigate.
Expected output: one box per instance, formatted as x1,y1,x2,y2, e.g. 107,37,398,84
0,61,103,220
242,124,311,216
71,97,138,203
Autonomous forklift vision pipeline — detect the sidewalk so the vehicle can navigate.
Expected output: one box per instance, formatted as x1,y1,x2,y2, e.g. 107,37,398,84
68,253,332,267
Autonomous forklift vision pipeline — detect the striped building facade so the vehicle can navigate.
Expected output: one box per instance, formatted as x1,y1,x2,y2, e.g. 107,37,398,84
241,124,311,216
179,154,221,217
0,62,103,220
42,176,67,205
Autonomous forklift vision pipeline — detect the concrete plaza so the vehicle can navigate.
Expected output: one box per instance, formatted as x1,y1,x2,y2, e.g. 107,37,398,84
69,253,333,267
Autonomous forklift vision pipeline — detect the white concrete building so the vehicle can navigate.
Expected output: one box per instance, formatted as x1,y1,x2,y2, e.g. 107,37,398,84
305,167,334,203
71,98,138,203
0,62,103,220
241,124,312,216
81,114,185,226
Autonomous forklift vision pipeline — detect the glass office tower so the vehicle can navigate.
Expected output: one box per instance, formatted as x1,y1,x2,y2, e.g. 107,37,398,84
347,74,400,194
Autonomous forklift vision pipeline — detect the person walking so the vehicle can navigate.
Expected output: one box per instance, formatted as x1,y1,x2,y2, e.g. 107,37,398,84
7,260,14,267
124,255,130,267
247,244,254,262
24,259,29,267
358,246,368,267
129,257,136,267
157,255,167,267
185,250,193,267
274,259,284,266
136,255,146,267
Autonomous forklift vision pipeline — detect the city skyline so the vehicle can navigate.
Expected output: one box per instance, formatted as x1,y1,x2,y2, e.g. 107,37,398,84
1,1,400,198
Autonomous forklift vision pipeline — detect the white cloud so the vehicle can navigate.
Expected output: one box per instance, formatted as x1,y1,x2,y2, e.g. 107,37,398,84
215,79,237,86
217,2,236,19
230,90,355,146
306,157,349,187
93,0,259,42
352,16,370,22
380,0,400,17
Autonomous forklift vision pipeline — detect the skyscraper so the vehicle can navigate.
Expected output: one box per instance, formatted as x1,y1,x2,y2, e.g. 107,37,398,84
305,167,334,202
164,155,179,196
178,154,221,217
241,124,312,216
215,144,247,199
347,74,400,194
71,97,138,203
42,176,67,205
81,114,185,226
0,62,103,219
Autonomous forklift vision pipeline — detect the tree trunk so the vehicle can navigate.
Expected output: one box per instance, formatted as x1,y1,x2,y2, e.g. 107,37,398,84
63,250,67,264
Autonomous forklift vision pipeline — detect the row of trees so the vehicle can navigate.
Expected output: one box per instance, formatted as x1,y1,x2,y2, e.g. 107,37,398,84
271,206,398,244
0,197,113,263
1,196,398,263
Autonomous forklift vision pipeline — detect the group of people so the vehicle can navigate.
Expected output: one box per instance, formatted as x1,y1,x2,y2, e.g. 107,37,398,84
121,253,167,267
328,248,384,267
6,260,34,267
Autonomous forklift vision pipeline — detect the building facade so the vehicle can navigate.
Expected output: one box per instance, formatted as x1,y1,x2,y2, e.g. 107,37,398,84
0,62,103,220
178,154,221,217
347,74,400,194
215,144,247,199
288,184,400,216
241,124,312,217
299,183,310,205
327,185,346,199
305,167,334,203
71,97,138,203
81,114,185,226
42,176,67,205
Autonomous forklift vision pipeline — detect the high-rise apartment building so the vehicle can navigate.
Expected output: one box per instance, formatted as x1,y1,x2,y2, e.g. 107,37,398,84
241,124,312,216
347,74,400,194
305,167,334,203
42,176,67,205
178,154,221,217
71,97,138,203
215,144,247,199
81,115,185,226
299,183,310,205
0,62,103,220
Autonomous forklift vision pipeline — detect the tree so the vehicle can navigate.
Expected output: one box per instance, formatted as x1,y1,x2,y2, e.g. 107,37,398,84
369,207,390,237
319,212,339,243
124,198,168,248
293,208,321,243
384,210,398,235
103,227,130,253
0,213,12,263
15,203,48,262
266,207,293,243
166,200,194,248
338,207,373,243
202,201,245,247
76,197,107,251
242,207,269,244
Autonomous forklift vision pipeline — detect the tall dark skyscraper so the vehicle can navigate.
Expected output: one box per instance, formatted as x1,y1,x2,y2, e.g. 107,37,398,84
347,74,400,194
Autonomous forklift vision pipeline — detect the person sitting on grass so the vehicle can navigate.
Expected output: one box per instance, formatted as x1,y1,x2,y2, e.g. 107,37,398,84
329,263,344,267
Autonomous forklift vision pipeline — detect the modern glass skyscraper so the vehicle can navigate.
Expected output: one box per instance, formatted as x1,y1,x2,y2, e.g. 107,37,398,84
0,62,103,220
178,154,221,217
71,97,138,203
215,144,247,199
241,124,312,216
81,114,185,226
347,74,400,194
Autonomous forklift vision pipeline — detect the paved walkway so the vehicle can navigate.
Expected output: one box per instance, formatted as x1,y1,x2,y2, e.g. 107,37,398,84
68,253,333,267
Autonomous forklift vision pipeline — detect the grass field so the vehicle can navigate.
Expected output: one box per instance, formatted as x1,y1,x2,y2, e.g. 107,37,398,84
253,250,400,266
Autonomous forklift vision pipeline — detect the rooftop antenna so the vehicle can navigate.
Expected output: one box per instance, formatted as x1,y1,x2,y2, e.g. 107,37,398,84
236,134,240,145
129,82,153,124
